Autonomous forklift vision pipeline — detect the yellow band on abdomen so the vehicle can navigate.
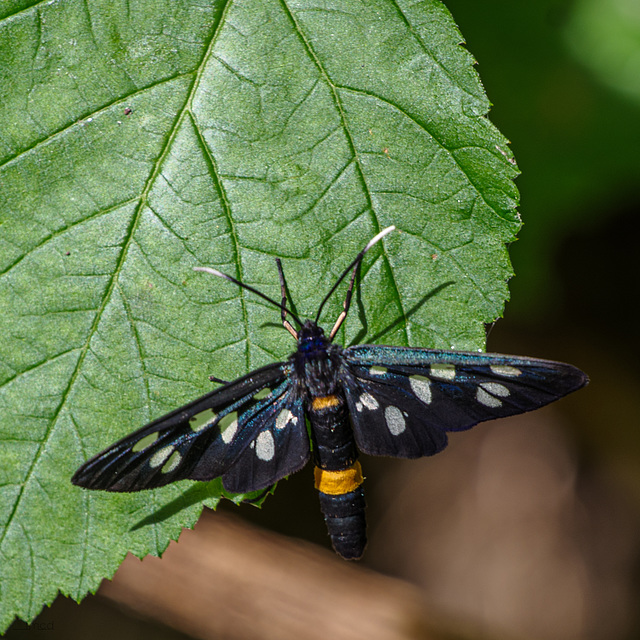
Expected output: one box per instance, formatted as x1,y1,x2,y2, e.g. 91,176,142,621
311,394,340,411
314,461,364,495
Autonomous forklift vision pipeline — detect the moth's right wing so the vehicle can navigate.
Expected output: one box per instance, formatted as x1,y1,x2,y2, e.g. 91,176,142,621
342,345,588,458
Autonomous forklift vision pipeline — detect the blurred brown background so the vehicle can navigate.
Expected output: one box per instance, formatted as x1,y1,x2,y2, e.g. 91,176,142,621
8,0,640,638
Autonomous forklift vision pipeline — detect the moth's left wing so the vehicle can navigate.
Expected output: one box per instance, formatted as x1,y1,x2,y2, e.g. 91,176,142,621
221,395,308,493
342,345,588,458
72,362,309,493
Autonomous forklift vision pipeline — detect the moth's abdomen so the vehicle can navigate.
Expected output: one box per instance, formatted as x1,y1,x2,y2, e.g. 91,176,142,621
308,393,356,469
308,392,367,559
315,463,367,560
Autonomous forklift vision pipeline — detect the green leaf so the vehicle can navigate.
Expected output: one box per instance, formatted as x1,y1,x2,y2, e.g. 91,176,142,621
565,0,640,104
0,0,519,630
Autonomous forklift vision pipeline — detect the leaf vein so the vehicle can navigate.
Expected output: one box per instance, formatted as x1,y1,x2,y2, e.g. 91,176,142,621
188,112,251,371
0,74,194,172
335,85,512,223
278,0,410,344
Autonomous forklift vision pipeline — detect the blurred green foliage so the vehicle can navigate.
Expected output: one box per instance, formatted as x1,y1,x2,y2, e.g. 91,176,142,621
448,0,640,320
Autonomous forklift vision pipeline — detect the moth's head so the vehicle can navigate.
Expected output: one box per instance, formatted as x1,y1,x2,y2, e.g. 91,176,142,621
297,320,328,353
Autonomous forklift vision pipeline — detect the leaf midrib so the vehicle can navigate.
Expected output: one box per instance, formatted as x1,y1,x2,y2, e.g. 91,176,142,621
0,0,235,579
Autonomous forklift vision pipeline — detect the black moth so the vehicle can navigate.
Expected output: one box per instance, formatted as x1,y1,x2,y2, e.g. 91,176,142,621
72,227,588,559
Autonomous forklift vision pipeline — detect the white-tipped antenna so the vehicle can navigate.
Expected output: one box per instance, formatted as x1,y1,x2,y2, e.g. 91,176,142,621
194,225,396,342
194,267,226,279
363,225,395,253
313,225,396,339
194,266,303,328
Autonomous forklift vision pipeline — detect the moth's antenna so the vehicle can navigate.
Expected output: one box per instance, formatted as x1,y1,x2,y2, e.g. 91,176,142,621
314,226,396,338
275,258,299,339
194,266,304,328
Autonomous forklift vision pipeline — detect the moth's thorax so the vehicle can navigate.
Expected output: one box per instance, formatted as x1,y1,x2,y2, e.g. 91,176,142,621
293,320,343,397
294,321,354,473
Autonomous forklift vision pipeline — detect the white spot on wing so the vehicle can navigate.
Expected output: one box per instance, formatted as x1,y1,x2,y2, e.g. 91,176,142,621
255,430,275,461
370,366,387,376
190,408,217,432
476,382,510,407
410,375,432,404
132,432,158,452
385,406,406,435
482,382,510,396
150,445,174,468
430,363,456,380
490,364,521,377
276,408,296,430
253,387,271,400
162,450,182,473
219,411,238,443
359,392,379,410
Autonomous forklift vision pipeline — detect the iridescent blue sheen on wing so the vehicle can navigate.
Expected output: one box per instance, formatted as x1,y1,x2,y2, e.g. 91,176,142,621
71,225,589,562
220,393,308,493
341,345,588,458
71,363,294,492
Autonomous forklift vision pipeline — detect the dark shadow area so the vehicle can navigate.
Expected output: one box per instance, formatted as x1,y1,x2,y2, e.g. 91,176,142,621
555,193,640,355
4,593,194,640
130,480,226,530
131,480,276,531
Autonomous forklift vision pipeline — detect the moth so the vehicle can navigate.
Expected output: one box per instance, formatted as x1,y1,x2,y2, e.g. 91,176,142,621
72,226,588,559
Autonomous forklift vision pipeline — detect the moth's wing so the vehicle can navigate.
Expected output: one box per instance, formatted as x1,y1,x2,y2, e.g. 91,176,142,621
72,362,308,492
342,345,588,458
340,357,448,458
221,392,308,493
